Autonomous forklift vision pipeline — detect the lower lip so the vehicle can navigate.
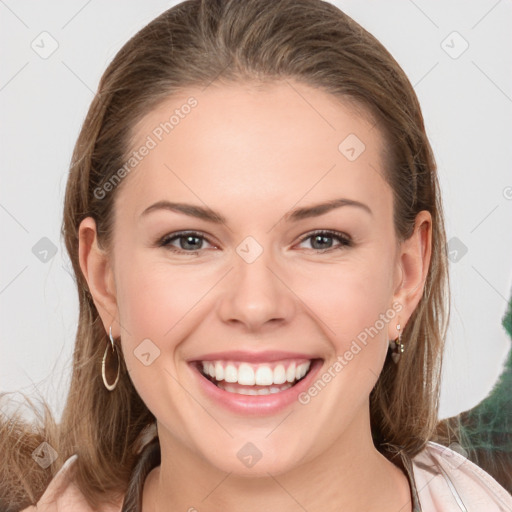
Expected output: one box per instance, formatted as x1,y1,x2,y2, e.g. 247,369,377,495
189,359,324,415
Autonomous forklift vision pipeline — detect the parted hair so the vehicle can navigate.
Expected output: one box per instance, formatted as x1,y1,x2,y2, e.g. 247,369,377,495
0,1,452,510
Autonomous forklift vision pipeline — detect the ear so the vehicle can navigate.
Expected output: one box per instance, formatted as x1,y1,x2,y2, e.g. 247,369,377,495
390,210,432,339
78,217,119,336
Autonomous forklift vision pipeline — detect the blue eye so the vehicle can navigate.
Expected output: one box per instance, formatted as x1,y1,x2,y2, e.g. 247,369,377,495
158,231,213,253
157,229,352,255
297,230,352,251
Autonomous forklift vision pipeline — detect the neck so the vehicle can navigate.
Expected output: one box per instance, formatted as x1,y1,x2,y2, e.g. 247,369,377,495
142,408,412,512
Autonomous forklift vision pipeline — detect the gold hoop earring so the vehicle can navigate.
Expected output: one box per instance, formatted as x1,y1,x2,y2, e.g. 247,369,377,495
389,322,404,364
102,325,120,391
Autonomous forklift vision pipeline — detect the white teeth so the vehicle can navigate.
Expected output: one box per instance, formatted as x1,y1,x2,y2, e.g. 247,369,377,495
200,360,312,387
215,361,224,381
273,364,286,384
225,364,238,383
237,386,257,395
238,363,255,385
286,363,296,383
218,382,294,395
255,366,274,386
296,363,308,380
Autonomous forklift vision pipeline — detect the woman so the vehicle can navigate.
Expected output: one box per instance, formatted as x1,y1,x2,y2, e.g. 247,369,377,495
2,0,511,510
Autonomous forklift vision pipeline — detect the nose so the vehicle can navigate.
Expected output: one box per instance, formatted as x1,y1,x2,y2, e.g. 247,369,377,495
217,245,296,333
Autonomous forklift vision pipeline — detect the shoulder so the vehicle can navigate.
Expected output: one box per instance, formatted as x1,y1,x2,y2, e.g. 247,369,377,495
20,454,122,512
410,441,512,511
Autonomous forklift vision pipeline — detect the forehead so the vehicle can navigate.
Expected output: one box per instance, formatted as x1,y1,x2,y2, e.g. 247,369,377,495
118,80,390,221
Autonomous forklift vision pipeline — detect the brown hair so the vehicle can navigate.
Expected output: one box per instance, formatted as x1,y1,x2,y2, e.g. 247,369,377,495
0,0,451,509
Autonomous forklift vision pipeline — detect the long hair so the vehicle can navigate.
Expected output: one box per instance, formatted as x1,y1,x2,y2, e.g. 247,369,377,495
0,1,450,509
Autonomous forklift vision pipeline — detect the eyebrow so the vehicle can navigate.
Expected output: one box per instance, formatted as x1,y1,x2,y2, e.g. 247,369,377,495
284,198,372,221
139,197,372,223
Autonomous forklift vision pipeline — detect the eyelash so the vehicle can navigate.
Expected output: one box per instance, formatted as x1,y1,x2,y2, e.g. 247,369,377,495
157,229,352,255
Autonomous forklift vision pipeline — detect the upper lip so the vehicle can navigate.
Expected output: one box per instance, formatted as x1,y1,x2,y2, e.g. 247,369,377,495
188,350,321,363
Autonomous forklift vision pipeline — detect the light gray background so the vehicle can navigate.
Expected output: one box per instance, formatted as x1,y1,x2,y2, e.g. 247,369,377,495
1,0,511,421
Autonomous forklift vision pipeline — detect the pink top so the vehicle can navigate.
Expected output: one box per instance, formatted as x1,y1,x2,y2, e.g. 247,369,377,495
21,440,512,511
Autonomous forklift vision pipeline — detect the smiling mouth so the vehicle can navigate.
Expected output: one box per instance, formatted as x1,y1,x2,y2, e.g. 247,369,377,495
194,358,319,395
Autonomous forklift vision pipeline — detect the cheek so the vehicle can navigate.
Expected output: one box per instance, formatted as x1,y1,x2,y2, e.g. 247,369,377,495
115,251,216,339
114,253,223,394
114,257,204,436
112,255,184,381
297,252,396,346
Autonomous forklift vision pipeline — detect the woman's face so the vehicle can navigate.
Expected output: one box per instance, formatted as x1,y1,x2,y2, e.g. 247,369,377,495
82,80,430,476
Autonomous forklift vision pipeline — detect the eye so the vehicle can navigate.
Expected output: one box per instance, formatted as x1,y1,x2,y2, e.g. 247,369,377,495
296,230,352,252
156,229,352,255
157,231,216,254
